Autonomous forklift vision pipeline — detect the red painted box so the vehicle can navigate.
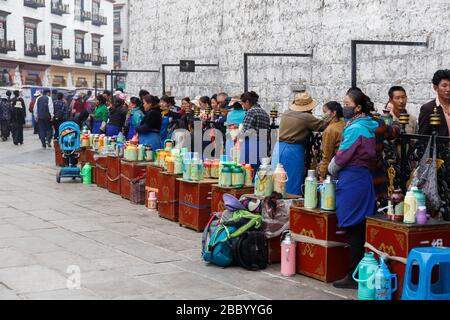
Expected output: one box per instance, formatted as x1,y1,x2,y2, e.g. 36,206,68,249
54,139,63,167
178,179,217,232
267,236,282,264
157,172,182,222
107,155,121,195
366,216,450,300
146,164,162,192
95,155,108,189
290,206,350,283
211,185,254,213
120,160,148,200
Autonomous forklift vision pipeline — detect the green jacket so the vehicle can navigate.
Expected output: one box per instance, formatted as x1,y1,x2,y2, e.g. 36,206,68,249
94,104,108,122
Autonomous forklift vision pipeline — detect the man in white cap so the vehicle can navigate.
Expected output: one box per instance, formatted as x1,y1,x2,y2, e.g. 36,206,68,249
29,91,41,134
34,88,54,149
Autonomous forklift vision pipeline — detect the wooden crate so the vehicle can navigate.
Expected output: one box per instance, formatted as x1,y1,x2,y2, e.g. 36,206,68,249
106,155,121,195
95,155,108,189
178,179,217,232
120,160,149,200
157,172,182,222
290,206,350,283
366,216,450,300
211,185,254,213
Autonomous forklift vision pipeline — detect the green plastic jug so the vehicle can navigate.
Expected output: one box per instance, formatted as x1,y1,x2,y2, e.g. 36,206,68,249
353,252,378,300
81,163,93,185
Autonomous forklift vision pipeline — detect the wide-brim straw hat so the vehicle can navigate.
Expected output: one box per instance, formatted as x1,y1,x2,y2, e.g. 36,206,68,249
289,91,318,112
34,91,41,97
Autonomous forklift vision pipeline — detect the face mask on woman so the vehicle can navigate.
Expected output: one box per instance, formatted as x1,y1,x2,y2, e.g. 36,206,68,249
343,106,356,120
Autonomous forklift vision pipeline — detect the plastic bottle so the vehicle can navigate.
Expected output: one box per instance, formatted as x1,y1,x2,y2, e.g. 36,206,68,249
412,187,426,208
404,190,417,224
244,164,254,187
416,206,428,225
220,164,233,187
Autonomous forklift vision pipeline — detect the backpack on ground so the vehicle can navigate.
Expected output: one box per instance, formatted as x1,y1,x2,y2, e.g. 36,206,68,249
202,225,237,268
232,230,267,271
201,210,233,256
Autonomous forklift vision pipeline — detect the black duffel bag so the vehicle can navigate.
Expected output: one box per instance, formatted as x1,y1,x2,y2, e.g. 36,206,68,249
232,231,267,271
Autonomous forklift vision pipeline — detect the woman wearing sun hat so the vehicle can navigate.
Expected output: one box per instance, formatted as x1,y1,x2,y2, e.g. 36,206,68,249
271,91,330,195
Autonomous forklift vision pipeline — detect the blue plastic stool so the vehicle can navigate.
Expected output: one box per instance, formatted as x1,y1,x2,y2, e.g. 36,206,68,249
402,247,450,300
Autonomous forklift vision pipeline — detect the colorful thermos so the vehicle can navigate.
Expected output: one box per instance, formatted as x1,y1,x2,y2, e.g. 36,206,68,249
304,170,318,209
375,257,397,300
320,175,336,211
353,252,379,300
254,158,273,197
281,231,296,277
273,164,288,198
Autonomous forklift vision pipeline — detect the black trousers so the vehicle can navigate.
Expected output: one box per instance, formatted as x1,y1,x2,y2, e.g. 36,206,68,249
10,123,24,145
38,119,53,146
53,119,64,139
346,220,367,277
0,120,10,140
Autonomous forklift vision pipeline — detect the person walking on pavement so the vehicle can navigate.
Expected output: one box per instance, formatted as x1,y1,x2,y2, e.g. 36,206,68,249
11,90,27,124
34,89,54,149
53,92,69,139
29,91,41,134
0,93,12,141
10,95,26,145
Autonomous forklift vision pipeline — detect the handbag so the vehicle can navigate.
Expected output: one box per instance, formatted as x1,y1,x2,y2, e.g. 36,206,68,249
410,136,442,212
100,121,107,132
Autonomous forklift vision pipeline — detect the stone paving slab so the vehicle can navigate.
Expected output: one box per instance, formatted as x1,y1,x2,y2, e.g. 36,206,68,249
0,265,68,294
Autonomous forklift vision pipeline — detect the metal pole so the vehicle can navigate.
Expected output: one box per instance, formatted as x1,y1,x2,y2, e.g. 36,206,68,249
351,40,357,88
162,64,166,96
244,53,248,93
104,74,107,92
110,70,114,95
94,73,98,97
400,134,408,194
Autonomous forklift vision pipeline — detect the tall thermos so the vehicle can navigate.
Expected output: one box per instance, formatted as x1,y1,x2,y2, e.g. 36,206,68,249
320,175,336,211
273,164,288,198
304,170,318,209
353,252,379,300
375,257,398,300
281,231,296,277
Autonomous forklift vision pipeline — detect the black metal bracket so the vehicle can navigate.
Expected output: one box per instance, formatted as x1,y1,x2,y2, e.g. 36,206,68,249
161,63,219,96
351,39,428,88
243,53,313,92
94,72,110,97
110,69,160,95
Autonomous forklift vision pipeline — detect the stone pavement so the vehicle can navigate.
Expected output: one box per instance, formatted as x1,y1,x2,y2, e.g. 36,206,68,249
0,129,357,300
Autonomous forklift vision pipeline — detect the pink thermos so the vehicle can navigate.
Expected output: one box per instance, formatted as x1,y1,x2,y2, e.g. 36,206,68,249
281,231,296,277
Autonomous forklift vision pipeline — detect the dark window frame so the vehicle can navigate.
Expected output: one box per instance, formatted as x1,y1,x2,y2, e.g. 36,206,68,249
24,20,38,54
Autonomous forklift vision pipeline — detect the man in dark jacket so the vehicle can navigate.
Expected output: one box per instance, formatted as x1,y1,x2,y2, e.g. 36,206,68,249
11,90,26,122
10,97,26,145
34,89,54,149
419,69,450,136
0,94,11,141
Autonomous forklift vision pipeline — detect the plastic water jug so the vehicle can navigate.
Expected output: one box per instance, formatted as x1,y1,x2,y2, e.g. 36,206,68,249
273,164,288,198
255,158,273,197
375,257,397,300
353,252,379,300
81,163,93,185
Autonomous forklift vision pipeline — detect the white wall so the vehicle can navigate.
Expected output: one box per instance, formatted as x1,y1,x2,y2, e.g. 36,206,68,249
127,0,450,118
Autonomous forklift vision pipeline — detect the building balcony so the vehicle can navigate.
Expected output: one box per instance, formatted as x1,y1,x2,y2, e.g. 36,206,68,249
81,10,92,21
24,0,46,9
92,54,107,66
92,14,107,26
75,52,92,63
0,40,16,54
24,44,45,57
51,1,70,15
51,48,70,60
